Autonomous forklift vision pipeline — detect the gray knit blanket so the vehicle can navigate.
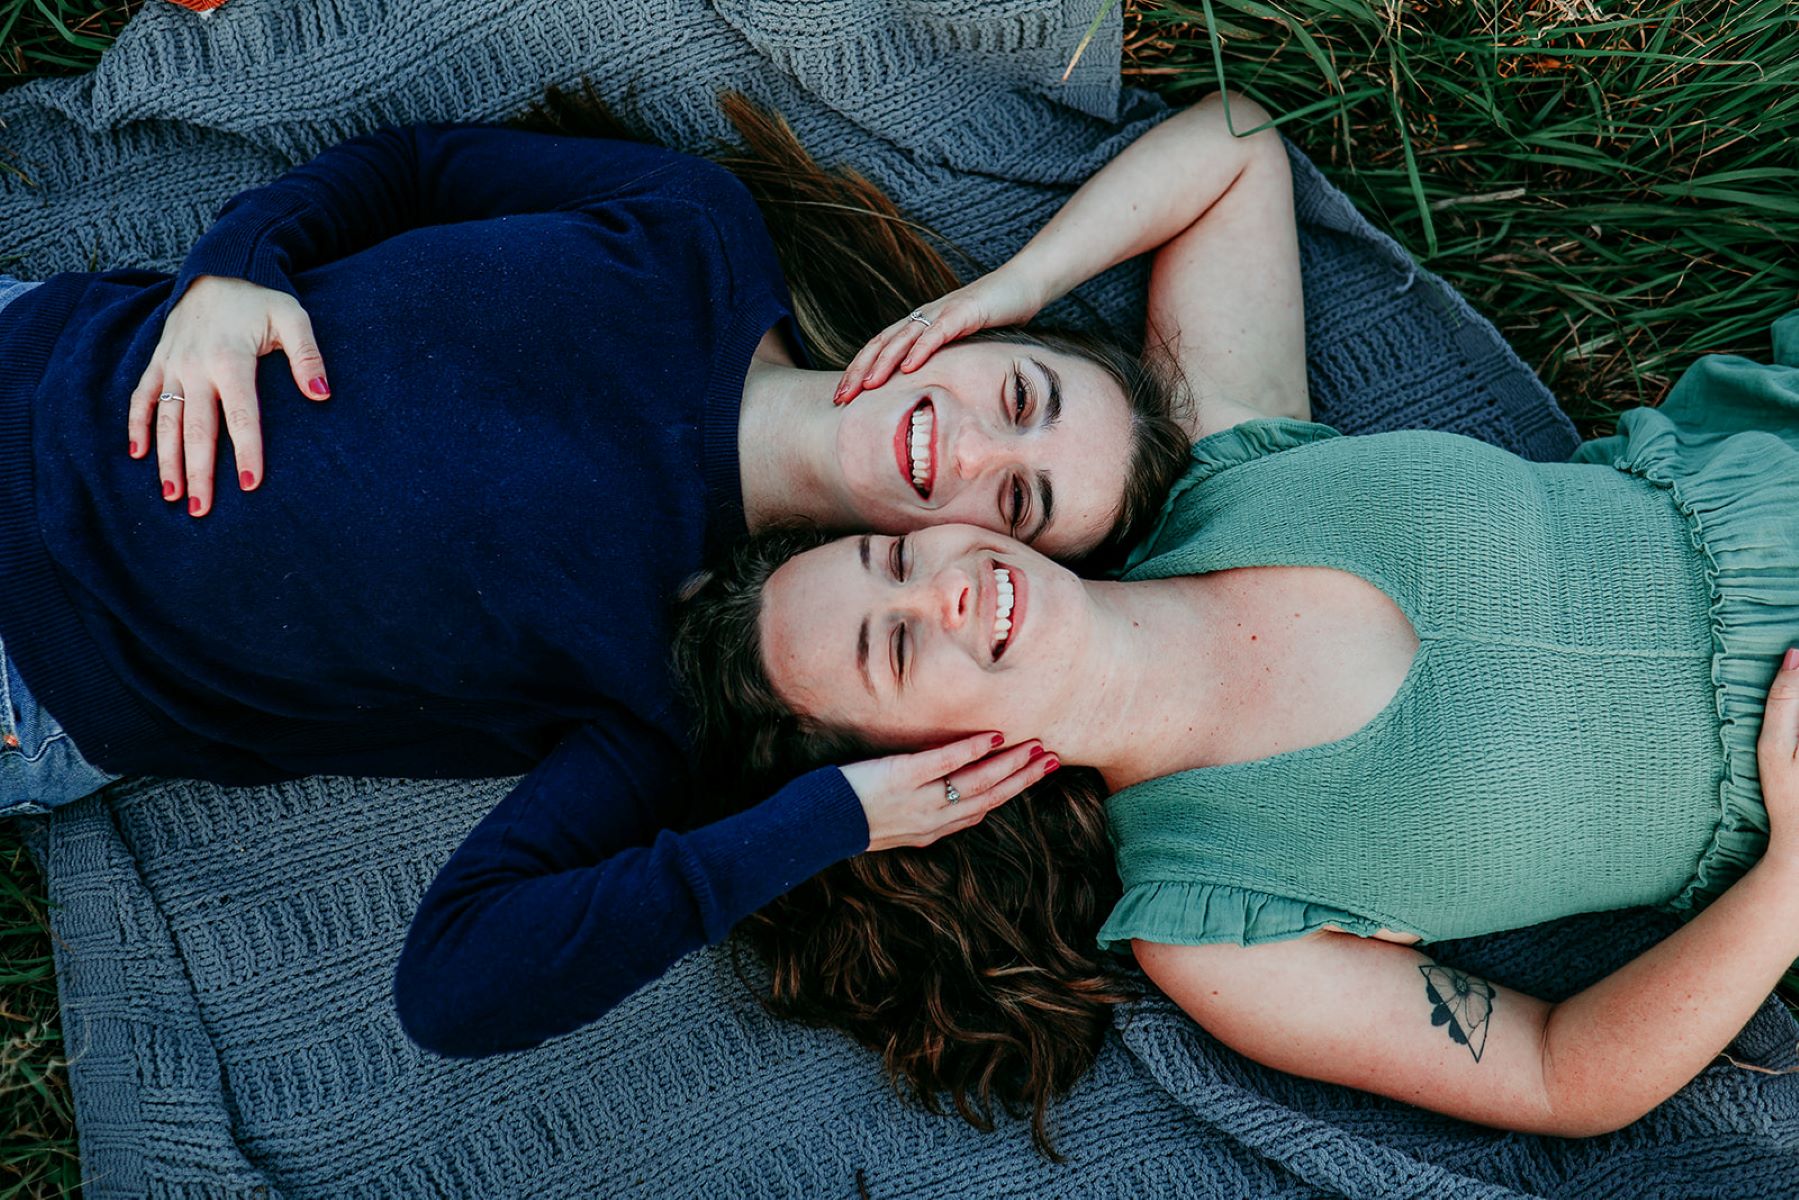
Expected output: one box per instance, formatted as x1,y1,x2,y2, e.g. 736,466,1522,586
8,1,1798,1196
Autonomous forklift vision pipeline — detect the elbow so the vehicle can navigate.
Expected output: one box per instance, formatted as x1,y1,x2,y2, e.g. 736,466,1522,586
392,951,493,1059
392,929,544,1060
1538,1103,1645,1140
1536,1024,1658,1138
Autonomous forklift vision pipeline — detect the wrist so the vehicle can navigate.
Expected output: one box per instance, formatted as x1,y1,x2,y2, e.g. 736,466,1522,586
989,254,1062,318
1751,839,1799,886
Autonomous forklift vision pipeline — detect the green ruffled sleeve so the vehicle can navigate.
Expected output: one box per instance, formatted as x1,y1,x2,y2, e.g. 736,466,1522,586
1096,879,1386,955
1118,418,1341,578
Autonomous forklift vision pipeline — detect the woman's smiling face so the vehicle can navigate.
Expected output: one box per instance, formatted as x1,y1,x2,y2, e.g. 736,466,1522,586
830,341,1135,560
758,524,1092,749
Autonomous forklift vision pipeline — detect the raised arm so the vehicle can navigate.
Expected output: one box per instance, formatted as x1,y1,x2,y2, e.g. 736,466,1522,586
838,92,1307,436
395,719,1054,1057
1136,649,1799,1134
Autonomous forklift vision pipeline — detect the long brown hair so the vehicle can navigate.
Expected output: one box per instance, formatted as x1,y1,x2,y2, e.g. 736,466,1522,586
672,531,1138,1157
511,82,966,369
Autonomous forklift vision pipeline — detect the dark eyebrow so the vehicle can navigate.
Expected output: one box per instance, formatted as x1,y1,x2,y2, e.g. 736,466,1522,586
855,534,874,695
1031,357,1062,428
1028,472,1055,544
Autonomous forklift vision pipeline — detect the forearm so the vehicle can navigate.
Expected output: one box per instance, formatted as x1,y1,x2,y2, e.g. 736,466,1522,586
1542,851,1799,1135
395,765,866,1057
999,92,1285,308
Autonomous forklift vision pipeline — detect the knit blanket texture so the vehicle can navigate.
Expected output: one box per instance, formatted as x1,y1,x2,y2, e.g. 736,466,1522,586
6,1,1797,1196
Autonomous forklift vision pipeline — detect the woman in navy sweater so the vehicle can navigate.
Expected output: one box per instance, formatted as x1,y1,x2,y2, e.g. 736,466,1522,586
0,92,1291,1055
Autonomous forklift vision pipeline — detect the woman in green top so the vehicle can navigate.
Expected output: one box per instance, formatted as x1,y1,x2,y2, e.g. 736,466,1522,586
670,86,1799,1143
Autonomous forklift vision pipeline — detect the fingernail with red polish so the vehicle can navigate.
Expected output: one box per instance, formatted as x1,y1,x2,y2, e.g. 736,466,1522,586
990,733,1005,748
240,469,256,490
188,497,202,516
1027,745,1046,761
129,440,139,457
309,377,330,397
1044,757,1061,773
162,480,176,500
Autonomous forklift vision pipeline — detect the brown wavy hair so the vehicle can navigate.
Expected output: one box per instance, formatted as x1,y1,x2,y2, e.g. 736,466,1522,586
673,530,1139,1157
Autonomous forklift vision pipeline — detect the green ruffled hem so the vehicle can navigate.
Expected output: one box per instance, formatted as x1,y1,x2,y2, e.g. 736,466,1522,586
1120,418,1341,578
1096,879,1388,954
1572,320,1799,917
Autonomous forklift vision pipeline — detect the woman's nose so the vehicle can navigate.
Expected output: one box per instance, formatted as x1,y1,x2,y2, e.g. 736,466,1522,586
950,422,1011,480
908,565,973,632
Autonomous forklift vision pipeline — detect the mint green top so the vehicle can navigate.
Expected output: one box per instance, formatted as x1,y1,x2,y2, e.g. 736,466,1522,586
1098,312,1799,951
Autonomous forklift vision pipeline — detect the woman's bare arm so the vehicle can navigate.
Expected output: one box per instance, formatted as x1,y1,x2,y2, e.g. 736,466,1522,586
839,92,1307,435
1137,649,1799,1135
1140,852,1799,1135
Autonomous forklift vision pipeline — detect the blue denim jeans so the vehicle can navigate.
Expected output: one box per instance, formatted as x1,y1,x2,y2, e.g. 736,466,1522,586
0,275,122,815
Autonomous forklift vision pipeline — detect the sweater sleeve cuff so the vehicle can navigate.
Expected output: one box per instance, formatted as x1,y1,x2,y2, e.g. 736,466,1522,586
169,194,309,307
678,766,868,930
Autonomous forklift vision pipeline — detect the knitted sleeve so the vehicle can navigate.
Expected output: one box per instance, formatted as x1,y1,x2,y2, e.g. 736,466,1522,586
166,122,754,307
393,718,868,1058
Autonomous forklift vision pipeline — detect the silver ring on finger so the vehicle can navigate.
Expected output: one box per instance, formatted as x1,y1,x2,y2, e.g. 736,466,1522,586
157,391,186,406
943,779,961,804
908,310,933,328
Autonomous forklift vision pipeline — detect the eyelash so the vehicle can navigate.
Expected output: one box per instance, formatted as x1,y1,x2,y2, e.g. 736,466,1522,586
891,536,910,679
1006,368,1033,536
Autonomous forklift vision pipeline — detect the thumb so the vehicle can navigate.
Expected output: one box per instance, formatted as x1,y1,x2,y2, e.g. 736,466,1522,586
1762,648,1799,762
276,308,331,401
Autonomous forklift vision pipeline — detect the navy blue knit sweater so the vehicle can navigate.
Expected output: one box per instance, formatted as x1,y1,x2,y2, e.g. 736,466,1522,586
0,124,867,1054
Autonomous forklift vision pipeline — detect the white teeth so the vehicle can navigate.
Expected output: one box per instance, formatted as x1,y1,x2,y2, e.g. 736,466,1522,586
993,567,1015,647
908,407,933,488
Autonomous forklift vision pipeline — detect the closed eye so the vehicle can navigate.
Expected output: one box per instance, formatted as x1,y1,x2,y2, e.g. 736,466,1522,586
888,534,910,581
1012,368,1029,422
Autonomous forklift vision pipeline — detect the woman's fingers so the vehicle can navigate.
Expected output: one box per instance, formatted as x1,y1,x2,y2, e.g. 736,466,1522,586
128,359,164,459
276,306,331,402
907,731,1007,784
946,740,1045,799
155,383,187,503
899,320,956,374
215,357,265,492
835,322,905,405
943,748,1061,834
862,320,933,393
1762,648,1799,769
182,384,221,516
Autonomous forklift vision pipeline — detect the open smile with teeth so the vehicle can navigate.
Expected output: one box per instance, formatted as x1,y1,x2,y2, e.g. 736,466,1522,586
991,563,1017,660
905,401,936,498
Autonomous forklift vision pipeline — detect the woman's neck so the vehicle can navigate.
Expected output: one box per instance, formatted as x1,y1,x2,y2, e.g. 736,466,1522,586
737,351,852,533
1045,576,1237,791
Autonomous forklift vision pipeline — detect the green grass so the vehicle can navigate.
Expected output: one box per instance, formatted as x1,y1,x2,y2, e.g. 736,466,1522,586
1124,0,1799,435
1,0,1797,1193
0,837,78,1199
0,0,134,85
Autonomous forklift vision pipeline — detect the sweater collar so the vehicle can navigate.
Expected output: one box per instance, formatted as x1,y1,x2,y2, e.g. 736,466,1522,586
699,292,813,560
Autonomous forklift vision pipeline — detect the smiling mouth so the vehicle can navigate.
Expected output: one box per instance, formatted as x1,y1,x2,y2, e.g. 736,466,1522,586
896,400,936,499
990,559,1019,661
